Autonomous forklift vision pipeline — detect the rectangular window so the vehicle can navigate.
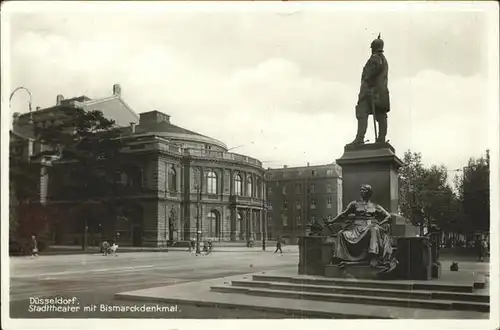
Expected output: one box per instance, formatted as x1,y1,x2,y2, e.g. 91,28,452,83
283,199,288,209
311,170,316,176
326,183,332,192
296,214,302,226
282,215,288,226
295,184,301,194
296,200,301,209
282,185,287,195
267,200,272,207
310,184,315,193
327,198,332,208
267,187,272,194
311,215,316,223
310,199,316,209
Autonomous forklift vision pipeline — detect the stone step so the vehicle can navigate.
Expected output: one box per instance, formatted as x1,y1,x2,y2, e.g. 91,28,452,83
210,285,489,312
230,280,489,303
252,274,475,293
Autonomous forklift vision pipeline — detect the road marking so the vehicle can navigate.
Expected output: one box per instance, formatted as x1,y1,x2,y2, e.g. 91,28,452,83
11,265,155,279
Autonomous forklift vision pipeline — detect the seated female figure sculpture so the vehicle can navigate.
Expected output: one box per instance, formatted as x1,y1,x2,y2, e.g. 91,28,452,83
326,184,396,272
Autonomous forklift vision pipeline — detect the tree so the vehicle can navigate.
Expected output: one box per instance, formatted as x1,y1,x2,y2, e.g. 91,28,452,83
399,151,459,234
9,149,45,238
398,151,427,225
419,165,457,232
455,150,490,234
32,107,145,248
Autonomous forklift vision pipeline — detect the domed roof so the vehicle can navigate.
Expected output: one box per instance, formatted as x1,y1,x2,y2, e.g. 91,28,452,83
135,111,227,150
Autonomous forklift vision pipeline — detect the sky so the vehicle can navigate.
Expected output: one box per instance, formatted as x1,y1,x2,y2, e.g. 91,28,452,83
3,2,498,186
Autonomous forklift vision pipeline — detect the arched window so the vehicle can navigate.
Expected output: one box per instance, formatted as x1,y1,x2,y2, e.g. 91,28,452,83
247,177,253,197
168,165,177,192
208,210,221,238
207,170,217,194
234,174,242,196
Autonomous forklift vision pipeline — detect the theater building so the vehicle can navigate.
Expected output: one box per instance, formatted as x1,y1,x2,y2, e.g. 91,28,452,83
10,84,266,247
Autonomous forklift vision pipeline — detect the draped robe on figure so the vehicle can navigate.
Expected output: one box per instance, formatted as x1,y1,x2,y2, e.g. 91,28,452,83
333,201,393,263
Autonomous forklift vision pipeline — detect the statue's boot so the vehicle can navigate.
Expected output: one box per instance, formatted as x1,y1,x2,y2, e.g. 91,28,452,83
376,116,387,143
348,117,368,145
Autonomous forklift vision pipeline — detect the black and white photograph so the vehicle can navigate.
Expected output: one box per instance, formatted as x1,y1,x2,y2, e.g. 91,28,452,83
1,1,498,330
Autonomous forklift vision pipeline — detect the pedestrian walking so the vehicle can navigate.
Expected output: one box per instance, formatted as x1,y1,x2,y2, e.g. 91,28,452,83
110,242,119,257
189,239,196,254
207,239,213,255
102,240,110,256
31,235,39,257
274,240,283,255
478,236,488,262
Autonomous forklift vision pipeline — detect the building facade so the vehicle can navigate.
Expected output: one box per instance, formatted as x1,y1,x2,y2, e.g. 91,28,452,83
265,164,342,244
10,84,266,247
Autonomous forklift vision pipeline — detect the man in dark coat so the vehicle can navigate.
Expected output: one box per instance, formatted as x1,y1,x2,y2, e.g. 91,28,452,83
349,35,390,145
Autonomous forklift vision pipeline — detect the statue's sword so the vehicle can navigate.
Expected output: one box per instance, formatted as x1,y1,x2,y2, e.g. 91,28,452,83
370,89,378,142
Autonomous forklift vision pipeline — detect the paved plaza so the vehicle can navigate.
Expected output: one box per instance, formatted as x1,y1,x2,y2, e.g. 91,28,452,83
9,248,298,318
9,247,490,319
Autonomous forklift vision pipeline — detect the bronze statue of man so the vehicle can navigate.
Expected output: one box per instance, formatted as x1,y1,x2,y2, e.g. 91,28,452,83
349,34,390,145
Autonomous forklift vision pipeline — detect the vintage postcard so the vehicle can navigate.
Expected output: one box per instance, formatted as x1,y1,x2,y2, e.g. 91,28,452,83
1,1,498,330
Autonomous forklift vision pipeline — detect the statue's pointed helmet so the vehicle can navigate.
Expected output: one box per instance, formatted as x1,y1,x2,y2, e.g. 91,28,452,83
371,33,384,52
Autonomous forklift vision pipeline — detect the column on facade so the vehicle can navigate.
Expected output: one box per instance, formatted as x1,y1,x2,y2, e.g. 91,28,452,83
248,209,252,240
230,207,236,241
255,209,262,240
199,167,204,192
218,168,223,196
229,169,234,195
240,208,244,241
239,207,244,241
199,203,204,241
176,164,181,194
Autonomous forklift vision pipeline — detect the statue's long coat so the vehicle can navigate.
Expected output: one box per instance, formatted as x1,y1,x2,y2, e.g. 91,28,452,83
357,51,390,115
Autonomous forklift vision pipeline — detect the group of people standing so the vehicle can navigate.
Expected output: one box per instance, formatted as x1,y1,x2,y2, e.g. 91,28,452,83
101,240,119,256
188,239,213,255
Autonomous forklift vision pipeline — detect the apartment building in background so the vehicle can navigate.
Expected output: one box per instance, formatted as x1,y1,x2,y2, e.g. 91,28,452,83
264,163,342,244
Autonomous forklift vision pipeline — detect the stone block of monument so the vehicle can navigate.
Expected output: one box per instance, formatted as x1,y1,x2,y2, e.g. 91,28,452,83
390,214,419,238
395,236,432,280
336,143,402,214
298,222,335,276
429,225,442,279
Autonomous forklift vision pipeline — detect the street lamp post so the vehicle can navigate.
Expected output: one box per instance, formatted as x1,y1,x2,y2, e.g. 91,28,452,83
196,185,201,255
262,198,266,251
9,86,33,124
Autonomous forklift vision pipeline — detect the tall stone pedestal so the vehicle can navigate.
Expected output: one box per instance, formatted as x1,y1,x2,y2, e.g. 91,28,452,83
298,236,335,276
336,142,403,213
395,237,432,280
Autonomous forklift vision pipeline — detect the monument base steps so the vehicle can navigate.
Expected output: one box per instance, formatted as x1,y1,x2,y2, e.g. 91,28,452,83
210,274,489,313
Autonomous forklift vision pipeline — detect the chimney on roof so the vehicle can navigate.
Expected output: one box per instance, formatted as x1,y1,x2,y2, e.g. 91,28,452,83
130,122,136,134
36,106,41,111
113,84,121,96
56,94,64,105
307,162,310,167
284,165,288,168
